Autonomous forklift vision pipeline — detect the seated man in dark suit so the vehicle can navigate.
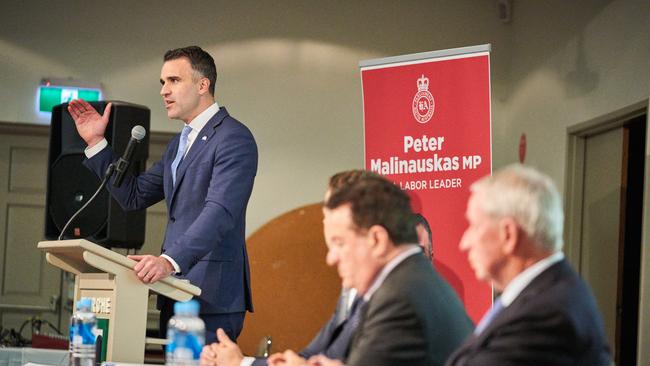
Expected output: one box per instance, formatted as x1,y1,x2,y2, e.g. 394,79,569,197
446,164,612,366
229,174,472,366
201,170,439,366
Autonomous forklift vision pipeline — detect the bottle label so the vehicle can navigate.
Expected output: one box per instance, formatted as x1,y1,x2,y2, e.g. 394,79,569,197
70,322,97,345
167,331,203,360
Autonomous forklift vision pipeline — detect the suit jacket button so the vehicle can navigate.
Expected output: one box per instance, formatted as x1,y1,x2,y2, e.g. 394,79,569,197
170,217,175,223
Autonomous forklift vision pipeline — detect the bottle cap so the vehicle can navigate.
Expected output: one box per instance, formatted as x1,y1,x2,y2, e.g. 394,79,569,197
173,299,200,315
77,297,93,310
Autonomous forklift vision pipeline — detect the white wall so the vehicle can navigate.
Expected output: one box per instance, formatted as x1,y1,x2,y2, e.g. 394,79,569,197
496,0,650,187
0,0,510,233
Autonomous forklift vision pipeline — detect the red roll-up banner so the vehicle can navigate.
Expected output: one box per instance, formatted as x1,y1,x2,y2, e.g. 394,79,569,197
360,45,492,322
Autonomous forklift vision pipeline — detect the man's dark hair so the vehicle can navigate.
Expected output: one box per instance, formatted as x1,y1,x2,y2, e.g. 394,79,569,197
413,213,433,260
164,46,217,95
326,175,418,245
328,169,381,194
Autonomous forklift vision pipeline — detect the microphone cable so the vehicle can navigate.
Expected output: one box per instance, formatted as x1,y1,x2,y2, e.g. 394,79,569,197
57,163,115,240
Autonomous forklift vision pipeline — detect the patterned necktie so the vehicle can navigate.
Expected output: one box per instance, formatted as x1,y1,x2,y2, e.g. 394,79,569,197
474,297,504,335
324,296,365,359
327,296,364,347
171,125,192,186
347,297,365,329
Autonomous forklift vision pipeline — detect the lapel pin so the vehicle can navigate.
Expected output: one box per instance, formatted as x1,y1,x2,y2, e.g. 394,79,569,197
202,136,207,141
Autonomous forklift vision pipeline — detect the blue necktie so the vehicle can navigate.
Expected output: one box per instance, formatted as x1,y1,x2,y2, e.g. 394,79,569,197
325,296,365,356
347,297,365,329
474,297,504,335
171,125,192,186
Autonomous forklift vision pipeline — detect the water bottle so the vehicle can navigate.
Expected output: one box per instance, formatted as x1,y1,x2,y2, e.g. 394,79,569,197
166,300,205,366
69,298,97,366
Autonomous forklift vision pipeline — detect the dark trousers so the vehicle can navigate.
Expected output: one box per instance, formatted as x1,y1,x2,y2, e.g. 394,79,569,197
159,296,246,344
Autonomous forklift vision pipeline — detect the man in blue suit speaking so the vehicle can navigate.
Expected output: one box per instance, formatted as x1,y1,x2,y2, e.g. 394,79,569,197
67,46,258,343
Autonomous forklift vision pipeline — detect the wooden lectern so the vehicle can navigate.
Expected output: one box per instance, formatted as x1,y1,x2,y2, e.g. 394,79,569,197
37,239,201,363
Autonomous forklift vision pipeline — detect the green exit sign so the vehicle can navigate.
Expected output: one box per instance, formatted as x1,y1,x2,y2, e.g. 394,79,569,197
39,86,102,112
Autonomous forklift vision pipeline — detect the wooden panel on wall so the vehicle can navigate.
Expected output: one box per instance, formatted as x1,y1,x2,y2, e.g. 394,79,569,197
3,204,46,295
0,124,61,332
9,146,48,193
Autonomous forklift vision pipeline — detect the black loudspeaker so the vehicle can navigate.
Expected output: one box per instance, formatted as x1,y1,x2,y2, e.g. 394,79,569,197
45,101,150,249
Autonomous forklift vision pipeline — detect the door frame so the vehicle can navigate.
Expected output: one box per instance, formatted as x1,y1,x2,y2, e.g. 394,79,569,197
564,98,649,366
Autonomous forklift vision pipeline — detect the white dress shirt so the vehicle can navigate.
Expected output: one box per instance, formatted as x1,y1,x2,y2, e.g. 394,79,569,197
500,251,565,307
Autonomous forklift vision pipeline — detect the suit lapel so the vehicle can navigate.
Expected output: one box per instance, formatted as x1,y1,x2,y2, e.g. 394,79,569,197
480,260,567,338
449,260,569,364
169,107,228,204
347,256,419,355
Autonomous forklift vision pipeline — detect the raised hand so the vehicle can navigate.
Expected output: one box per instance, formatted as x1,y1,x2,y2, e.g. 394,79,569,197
67,99,112,147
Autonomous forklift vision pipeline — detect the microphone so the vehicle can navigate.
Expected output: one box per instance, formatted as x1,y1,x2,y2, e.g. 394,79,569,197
113,125,146,188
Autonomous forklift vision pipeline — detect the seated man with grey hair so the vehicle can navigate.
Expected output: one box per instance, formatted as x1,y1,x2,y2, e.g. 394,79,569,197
446,164,611,366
